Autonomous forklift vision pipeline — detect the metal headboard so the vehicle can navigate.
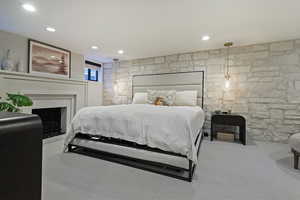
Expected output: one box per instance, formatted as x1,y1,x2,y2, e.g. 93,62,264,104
132,71,205,108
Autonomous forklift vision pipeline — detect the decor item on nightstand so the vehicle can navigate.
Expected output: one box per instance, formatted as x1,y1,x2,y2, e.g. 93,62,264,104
1,49,15,71
0,93,33,112
289,133,300,169
211,112,246,145
29,39,71,78
214,110,221,114
224,42,233,90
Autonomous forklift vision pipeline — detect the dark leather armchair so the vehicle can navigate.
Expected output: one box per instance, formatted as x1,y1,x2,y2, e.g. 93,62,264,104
0,112,43,200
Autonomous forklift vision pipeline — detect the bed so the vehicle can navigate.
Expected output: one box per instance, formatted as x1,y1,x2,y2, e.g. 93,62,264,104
65,71,205,182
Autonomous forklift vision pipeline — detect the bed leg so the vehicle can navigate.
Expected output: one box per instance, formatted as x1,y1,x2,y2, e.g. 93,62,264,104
293,149,299,169
188,160,193,182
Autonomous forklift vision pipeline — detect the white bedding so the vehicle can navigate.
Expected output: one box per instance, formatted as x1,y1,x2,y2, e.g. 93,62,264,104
64,104,205,163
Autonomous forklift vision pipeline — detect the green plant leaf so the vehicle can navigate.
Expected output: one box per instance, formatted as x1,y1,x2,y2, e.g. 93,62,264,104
6,93,33,107
0,102,20,112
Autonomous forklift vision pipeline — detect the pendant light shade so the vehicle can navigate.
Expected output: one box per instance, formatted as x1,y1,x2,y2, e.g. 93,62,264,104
225,79,230,89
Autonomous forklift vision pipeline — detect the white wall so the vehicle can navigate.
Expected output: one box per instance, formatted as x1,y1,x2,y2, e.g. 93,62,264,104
85,62,104,106
87,81,103,106
71,52,85,81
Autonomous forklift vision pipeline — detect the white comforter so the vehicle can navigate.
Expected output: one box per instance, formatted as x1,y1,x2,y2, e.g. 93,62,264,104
65,104,205,163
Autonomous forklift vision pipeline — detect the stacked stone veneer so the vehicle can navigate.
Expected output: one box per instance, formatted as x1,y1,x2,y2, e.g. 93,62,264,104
103,39,300,142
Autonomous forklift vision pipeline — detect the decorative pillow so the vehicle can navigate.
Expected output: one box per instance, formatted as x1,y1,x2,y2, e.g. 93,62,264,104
132,93,148,104
147,90,176,106
174,91,198,106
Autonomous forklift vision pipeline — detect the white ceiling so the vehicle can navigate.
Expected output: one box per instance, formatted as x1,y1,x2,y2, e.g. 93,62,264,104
1,0,300,63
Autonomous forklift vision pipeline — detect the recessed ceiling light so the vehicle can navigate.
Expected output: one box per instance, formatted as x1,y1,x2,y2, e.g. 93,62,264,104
22,3,36,12
118,50,124,54
46,27,56,32
201,35,210,41
91,46,99,50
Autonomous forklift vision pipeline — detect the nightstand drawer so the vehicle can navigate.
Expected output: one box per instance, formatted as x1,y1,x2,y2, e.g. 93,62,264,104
211,115,245,126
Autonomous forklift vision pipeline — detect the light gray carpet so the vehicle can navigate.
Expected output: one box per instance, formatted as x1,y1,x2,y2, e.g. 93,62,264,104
42,139,300,200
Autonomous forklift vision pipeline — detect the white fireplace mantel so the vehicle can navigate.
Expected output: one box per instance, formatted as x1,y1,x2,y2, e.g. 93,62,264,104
0,69,87,84
0,70,88,112
23,91,77,116
22,90,78,115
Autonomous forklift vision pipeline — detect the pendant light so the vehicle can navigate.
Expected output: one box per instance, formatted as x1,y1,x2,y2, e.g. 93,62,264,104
224,42,233,89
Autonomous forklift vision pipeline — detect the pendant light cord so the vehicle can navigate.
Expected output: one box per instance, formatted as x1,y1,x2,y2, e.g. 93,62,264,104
224,42,233,80
226,46,229,79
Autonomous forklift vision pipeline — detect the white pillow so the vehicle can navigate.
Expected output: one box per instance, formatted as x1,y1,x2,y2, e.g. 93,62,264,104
174,91,198,106
132,93,148,104
147,90,176,106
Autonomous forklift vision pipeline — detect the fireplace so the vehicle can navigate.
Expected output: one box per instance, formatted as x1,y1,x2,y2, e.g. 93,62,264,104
32,107,67,139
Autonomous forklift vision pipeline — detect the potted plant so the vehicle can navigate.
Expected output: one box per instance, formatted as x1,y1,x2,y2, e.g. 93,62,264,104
0,93,33,112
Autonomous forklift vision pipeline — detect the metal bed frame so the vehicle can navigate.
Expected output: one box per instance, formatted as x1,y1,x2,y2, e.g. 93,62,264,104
67,71,205,182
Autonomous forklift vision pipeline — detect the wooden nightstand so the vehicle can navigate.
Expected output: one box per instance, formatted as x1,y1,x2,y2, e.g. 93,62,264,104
211,113,246,145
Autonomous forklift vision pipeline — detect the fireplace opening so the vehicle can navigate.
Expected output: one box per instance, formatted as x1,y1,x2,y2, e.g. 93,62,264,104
32,107,66,139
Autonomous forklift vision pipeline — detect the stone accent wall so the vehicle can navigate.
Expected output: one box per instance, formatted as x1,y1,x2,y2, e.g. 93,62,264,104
103,39,300,142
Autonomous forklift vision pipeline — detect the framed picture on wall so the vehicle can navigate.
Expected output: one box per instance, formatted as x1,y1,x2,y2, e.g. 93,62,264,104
28,39,71,78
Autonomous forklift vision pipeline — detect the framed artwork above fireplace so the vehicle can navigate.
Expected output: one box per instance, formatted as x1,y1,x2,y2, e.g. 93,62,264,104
28,39,71,78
